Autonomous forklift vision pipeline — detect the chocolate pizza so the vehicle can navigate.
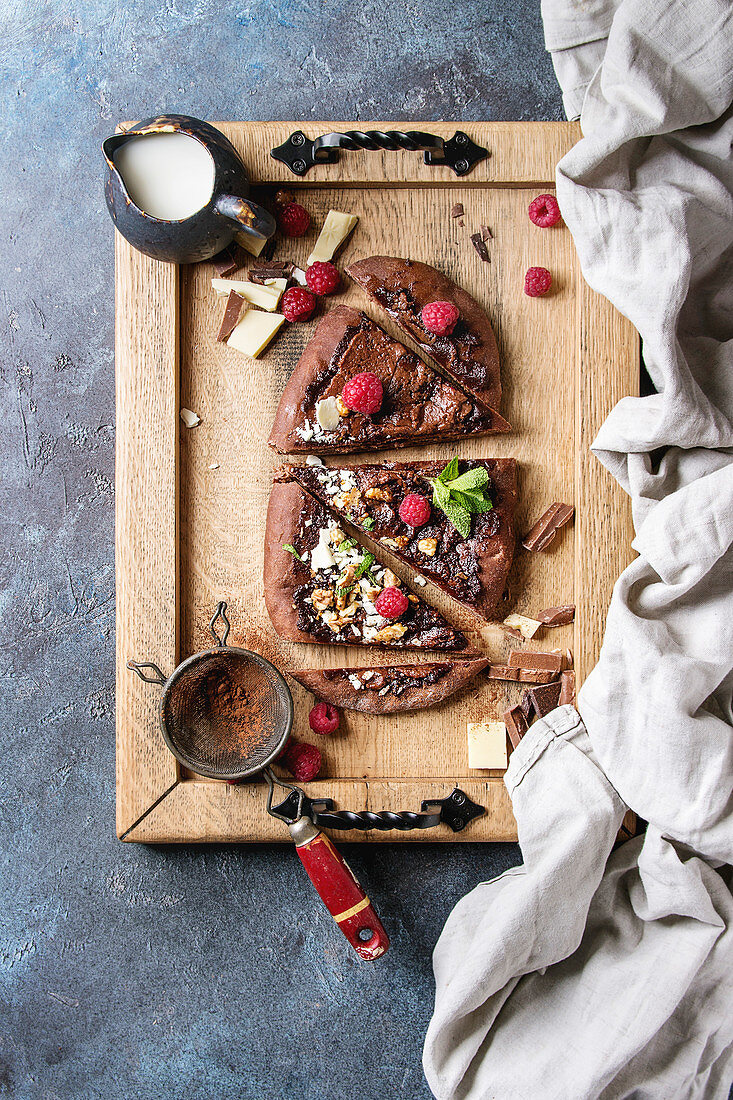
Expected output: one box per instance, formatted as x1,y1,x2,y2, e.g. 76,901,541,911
264,480,473,653
284,458,516,622
289,658,489,715
268,306,509,455
347,256,501,411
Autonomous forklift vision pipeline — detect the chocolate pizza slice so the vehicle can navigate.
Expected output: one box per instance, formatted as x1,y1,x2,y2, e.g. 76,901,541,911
268,305,509,455
347,256,501,411
264,480,473,652
286,458,516,622
289,658,489,715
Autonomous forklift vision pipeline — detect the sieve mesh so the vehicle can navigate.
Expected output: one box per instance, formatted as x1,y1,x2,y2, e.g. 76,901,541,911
161,649,292,779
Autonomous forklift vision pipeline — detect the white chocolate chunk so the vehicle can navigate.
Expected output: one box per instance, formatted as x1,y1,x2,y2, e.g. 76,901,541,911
306,209,359,266
180,407,200,428
211,278,282,311
503,613,543,639
264,277,288,304
226,310,285,358
315,396,341,431
238,233,268,257
467,721,508,770
310,527,335,571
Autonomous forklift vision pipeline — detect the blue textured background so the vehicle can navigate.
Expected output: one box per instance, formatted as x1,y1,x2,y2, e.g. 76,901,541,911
1,3,562,1097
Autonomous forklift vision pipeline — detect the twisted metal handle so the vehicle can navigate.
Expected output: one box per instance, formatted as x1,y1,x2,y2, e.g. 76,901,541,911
268,787,484,834
271,129,488,177
311,808,442,832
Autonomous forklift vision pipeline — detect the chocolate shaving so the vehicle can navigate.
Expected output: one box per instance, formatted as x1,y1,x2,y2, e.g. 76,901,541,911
559,670,576,706
522,502,575,552
212,244,245,278
470,232,490,262
480,224,492,241
526,680,561,718
504,705,529,750
216,291,245,342
537,605,575,626
451,202,464,219
508,650,563,673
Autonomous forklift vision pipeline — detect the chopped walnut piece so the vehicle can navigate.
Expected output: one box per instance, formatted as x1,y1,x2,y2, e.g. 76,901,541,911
379,537,400,550
417,537,438,557
373,622,407,644
393,535,409,549
365,487,392,501
329,526,346,547
382,569,401,588
311,588,333,611
335,395,350,417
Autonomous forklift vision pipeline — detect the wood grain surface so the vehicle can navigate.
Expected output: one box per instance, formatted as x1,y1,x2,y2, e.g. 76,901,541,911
116,121,638,843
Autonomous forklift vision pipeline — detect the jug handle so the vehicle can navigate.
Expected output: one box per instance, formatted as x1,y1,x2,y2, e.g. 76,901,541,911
216,194,276,243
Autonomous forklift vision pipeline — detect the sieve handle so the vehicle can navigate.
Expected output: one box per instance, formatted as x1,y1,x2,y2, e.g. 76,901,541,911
289,816,389,961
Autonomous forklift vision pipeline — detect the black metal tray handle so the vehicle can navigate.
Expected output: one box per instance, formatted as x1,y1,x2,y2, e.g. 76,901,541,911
270,786,485,833
271,129,488,177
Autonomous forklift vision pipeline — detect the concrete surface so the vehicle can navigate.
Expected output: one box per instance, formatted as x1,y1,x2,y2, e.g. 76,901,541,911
1,3,562,1097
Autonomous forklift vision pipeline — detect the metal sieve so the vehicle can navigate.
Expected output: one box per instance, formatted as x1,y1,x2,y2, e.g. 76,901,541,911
127,603,390,960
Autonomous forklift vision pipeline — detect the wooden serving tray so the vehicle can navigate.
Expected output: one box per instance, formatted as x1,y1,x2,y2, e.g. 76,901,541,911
116,121,637,843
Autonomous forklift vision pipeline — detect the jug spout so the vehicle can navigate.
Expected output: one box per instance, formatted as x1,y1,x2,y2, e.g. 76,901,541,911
216,194,276,243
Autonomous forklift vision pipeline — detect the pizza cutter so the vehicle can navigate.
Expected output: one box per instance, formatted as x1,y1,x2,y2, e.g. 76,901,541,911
127,603,486,961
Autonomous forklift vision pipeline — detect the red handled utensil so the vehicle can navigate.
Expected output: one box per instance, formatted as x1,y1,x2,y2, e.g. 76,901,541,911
127,602,389,961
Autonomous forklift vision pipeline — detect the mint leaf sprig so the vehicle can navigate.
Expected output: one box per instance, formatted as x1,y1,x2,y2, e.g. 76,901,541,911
427,460,493,539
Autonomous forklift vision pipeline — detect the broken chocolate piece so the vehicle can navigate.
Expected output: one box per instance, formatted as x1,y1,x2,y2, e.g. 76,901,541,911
470,232,490,262
504,612,543,639
504,704,529,750
527,680,562,718
451,202,464,219
537,605,576,626
488,665,558,684
503,625,524,641
559,670,576,706
480,225,492,241
216,290,245,343
249,260,294,284
519,692,535,722
522,503,575,552
508,650,563,673
213,244,249,277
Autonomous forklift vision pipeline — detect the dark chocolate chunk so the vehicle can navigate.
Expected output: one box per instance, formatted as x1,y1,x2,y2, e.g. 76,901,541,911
212,244,245,277
537,605,576,626
470,232,490,262
480,225,492,241
216,291,245,343
451,202,464,219
519,691,535,722
559,670,576,706
527,680,562,718
504,704,529,749
508,650,563,673
522,502,575,552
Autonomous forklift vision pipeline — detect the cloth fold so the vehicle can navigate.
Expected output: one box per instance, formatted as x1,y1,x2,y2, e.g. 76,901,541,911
423,2,733,1096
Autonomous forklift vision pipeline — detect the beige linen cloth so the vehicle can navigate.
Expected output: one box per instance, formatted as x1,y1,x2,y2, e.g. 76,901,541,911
423,2,733,1097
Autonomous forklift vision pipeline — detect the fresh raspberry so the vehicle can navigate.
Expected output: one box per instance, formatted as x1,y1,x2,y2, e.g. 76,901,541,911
421,300,460,336
341,372,383,415
528,194,561,228
282,286,316,323
309,702,340,735
305,261,340,295
277,202,310,237
399,493,431,528
375,586,409,619
524,267,552,297
280,741,322,782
